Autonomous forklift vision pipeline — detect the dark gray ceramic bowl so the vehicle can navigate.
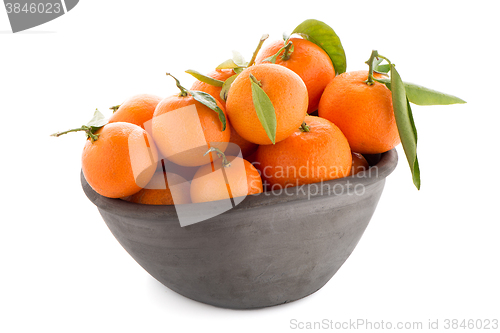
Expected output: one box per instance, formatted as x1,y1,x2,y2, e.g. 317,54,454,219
82,149,397,309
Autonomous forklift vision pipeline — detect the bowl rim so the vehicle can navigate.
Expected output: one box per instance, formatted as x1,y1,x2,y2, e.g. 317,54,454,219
81,149,398,219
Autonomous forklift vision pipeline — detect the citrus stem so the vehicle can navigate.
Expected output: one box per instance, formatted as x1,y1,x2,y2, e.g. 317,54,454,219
365,50,392,85
300,122,310,132
166,73,189,97
204,147,231,168
249,74,261,86
281,41,294,60
50,126,100,142
51,126,86,137
110,105,120,113
365,50,379,85
247,34,269,67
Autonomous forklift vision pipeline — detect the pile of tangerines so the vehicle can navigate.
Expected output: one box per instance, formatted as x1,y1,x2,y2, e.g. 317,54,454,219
53,22,405,206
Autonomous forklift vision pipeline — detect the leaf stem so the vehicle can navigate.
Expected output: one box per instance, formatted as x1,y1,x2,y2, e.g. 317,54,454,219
204,147,231,168
166,73,189,97
378,55,391,65
263,46,285,64
247,34,269,67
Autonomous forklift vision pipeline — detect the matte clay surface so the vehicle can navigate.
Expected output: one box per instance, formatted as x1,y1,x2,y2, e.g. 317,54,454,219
82,149,397,309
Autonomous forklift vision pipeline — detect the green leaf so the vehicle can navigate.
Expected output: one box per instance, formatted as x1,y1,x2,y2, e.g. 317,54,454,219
390,64,420,190
233,67,244,75
291,19,347,75
407,99,421,189
262,45,286,64
185,69,224,87
373,77,392,89
373,56,383,67
188,90,227,131
374,64,391,74
220,74,239,102
232,50,247,67
249,75,277,144
374,77,466,105
216,58,245,71
402,82,466,105
86,109,108,129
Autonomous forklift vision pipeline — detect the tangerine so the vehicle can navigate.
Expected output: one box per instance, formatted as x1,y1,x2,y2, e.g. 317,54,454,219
254,116,351,188
82,122,158,198
255,37,335,113
108,94,162,134
318,70,400,154
226,63,308,145
152,75,231,167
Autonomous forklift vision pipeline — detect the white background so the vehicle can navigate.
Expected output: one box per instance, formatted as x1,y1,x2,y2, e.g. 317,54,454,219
1,1,499,332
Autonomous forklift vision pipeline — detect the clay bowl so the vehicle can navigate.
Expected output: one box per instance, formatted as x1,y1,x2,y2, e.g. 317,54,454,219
81,149,397,309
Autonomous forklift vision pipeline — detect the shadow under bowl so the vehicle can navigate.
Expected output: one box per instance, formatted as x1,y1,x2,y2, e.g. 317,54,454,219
81,149,398,309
